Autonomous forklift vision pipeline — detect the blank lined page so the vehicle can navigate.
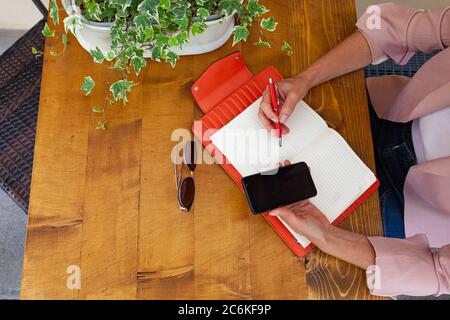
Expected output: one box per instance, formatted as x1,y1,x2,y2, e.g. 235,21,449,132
288,129,377,247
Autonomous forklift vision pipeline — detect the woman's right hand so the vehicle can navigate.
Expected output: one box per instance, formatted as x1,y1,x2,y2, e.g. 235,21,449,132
259,74,313,133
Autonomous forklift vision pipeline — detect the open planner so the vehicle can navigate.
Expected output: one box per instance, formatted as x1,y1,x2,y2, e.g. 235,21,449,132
210,98,378,248
191,52,379,256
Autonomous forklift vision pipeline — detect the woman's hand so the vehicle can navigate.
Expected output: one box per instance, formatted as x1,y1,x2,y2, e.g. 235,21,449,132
259,74,313,133
271,200,375,270
269,160,332,247
269,162,375,269
269,200,331,247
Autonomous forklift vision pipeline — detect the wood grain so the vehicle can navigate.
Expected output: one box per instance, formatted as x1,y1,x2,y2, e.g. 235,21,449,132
78,64,142,299
137,58,195,299
21,0,383,300
20,29,91,299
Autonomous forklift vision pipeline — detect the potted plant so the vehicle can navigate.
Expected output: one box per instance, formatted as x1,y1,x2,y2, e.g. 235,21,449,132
35,0,292,129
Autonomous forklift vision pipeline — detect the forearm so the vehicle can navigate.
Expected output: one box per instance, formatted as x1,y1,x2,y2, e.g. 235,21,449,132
297,31,372,89
317,225,375,270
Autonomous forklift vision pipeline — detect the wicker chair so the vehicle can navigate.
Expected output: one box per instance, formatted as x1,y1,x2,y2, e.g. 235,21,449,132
0,1,46,212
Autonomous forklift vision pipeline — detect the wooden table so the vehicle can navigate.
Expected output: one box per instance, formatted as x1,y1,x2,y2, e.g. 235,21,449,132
21,0,383,300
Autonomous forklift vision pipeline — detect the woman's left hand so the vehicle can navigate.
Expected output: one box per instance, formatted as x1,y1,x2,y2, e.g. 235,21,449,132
269,200,331,247
270,160,332,247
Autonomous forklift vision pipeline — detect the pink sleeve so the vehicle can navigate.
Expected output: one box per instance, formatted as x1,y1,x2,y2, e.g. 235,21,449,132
356,3,450,65
366,234,450,297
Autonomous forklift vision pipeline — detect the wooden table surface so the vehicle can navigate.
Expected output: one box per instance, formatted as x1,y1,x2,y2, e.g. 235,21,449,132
21,0,383,300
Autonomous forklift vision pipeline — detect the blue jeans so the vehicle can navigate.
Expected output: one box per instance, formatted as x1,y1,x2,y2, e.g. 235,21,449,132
369,102,417,239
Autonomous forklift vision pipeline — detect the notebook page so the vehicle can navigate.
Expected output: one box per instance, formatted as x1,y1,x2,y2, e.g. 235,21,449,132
286,129,377,247
210,98,328,177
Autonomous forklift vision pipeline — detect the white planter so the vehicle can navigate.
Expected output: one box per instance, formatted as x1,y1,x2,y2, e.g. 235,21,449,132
62,0,236,57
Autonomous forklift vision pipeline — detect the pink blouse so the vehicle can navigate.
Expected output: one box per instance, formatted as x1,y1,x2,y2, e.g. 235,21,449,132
356,3,450,297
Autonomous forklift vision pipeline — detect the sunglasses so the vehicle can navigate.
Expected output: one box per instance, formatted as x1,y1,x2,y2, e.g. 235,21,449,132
174,141,197,212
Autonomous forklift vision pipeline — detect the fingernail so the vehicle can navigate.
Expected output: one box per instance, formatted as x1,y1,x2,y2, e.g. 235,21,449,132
280,114,288,123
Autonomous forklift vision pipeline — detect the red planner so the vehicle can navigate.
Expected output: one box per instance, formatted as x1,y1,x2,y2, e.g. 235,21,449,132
191,52,379,257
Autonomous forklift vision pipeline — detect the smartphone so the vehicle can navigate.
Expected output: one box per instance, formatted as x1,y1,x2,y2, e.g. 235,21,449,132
242,162,317,215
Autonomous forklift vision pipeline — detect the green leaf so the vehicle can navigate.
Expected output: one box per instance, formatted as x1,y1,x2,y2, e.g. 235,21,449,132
31,47,43,57
84,2,102,21
154,33,169,47
197,8,210,22
172,4,187,19
176,31,189,46
63,15,82,35
143,27,155,41
165,51,179,68
231,25,249,46
255,38,271,48
92,106,103,113
218,0,243,17
81,76,95,96
90,47,105,64
260,17,278,32
150,45,163,61
50,0,59,25
111,0,132,11
281,41,293,56
191,22,206,36
110,80,137,104
168,37,178,47
247,0,268,17
159,0,170,10
138,0,159,16
42,23,55,37
131,57,146,76
175,16,189,29
133,14,152,29
106,49,117,61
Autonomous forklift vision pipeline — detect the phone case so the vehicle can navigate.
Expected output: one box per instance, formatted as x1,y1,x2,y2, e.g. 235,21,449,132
241,162,318,215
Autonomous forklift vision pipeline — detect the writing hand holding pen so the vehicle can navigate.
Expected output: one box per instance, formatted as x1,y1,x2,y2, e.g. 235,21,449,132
259,74,313,134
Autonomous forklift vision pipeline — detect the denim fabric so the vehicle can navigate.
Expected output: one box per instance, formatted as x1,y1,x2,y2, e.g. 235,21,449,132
369,102,417,239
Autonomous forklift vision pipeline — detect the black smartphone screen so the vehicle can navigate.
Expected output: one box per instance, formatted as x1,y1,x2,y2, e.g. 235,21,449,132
242,162,317,215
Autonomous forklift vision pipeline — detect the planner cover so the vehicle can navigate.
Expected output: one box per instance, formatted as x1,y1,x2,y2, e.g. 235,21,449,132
191,52,379,256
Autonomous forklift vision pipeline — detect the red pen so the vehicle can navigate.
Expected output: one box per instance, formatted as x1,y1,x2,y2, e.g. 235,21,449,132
268,77,282,147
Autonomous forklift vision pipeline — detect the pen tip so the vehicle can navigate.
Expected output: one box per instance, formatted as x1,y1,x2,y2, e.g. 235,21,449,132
269,77,273,84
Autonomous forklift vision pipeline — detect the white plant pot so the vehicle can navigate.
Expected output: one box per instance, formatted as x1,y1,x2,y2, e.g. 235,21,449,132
62,0,236,57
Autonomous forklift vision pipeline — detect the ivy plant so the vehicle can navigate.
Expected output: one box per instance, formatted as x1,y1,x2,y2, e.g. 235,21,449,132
36,0,292,129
